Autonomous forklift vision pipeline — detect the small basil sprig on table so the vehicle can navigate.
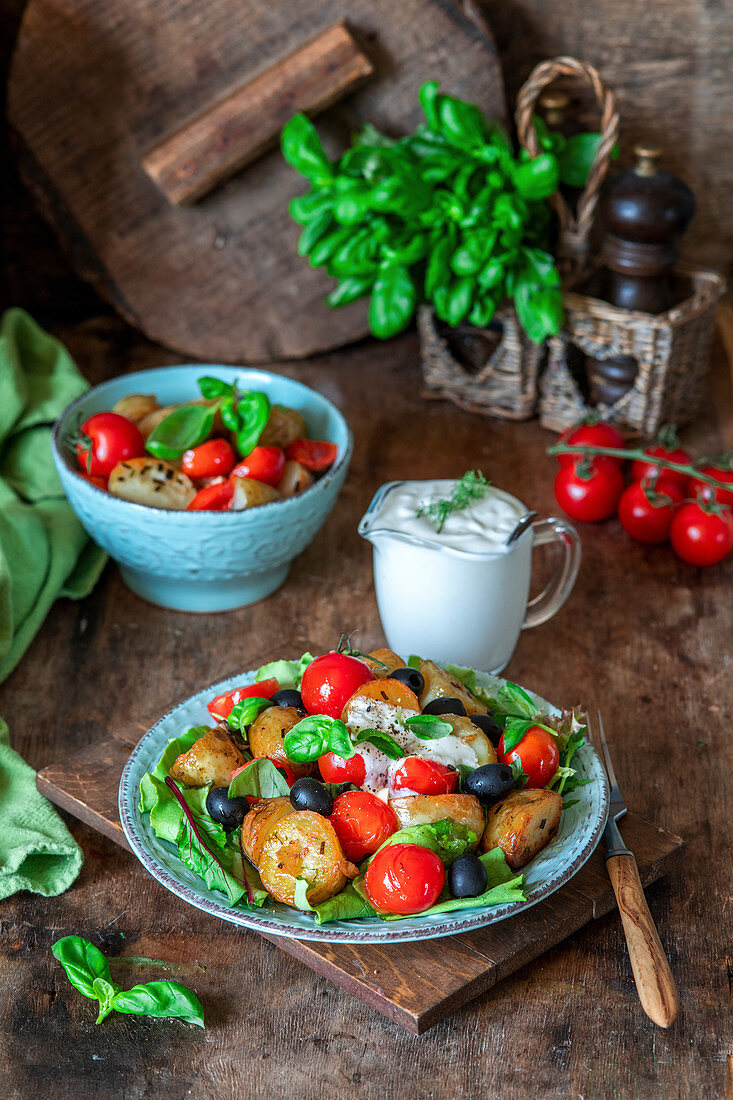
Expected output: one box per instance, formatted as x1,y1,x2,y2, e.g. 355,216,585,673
283,715,353,763
51,936,205,1027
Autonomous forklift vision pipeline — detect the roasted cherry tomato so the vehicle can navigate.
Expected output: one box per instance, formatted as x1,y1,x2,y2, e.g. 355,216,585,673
285,438,338,472
75,412,144,477
300,652,375,719
207,679,279,721
77,472,108,490
181,438,235,479
329,791,399,862
364,843,445,915
391,756,459,795
499,725,559,789
687,459,733,508
186,480,234,511
557,421,626,467
669,503,733,566
318,750,366,786
617,478,684,544
231,446,286,487
553,458,624,522
631,442,691,490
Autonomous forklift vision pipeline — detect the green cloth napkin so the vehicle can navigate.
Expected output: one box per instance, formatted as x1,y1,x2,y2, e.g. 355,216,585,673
0,718,83,898
0,307,107,683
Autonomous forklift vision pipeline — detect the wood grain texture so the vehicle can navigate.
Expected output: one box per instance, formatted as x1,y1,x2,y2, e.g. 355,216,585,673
35,728,684,1033
142,22,375,206
606,852,679,1028
6,0,505,362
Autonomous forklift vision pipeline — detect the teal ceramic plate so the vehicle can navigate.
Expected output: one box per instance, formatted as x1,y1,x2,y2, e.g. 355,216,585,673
119,670,609,943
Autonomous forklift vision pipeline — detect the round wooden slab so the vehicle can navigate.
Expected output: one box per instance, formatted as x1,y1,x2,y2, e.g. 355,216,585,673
8,0,505,362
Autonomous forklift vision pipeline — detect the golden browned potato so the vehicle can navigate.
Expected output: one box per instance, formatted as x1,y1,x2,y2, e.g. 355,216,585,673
240,797,293,866
257,810,358,906
362,648,406,678
230,477,281,511
390,794,485,844
169,728,245,788
108,457,196,509
276,460,314,498
258,405,307,449
444,716,497,767
112,393,159,423
418,659,489,717
248,706,316,779
136,404,178,439
480,789,563,870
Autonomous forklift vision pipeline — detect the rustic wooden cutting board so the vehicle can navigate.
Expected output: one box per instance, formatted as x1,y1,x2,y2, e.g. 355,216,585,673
37,721,684,1034
8,0,505,363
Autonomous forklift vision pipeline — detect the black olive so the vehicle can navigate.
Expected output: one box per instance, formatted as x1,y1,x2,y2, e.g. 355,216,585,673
390,666,425,696
463,763,515,805
470,713,503,748
270,688,305,710
289,777,334,817
423,696,467,717
206,786,250,829
449,854,488,899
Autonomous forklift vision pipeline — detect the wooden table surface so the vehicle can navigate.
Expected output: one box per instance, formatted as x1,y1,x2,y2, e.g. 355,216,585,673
0,302,731,1097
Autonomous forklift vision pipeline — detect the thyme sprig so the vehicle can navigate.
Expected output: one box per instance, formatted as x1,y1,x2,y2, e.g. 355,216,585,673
417,471,491,533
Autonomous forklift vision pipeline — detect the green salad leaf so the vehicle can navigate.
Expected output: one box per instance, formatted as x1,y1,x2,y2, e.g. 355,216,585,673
255,653,314,689
227,758,291,800
370,818,477,868
313,882,377,924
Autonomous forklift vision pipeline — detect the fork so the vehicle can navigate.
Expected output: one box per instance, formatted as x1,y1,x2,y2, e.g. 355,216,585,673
590,710,679,1028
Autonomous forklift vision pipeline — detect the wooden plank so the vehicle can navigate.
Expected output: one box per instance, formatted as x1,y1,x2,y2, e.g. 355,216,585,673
142,22,374,206
36,729,684,1034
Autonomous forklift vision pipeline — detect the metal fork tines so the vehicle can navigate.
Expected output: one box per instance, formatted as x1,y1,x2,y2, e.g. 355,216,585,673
587,710,632,859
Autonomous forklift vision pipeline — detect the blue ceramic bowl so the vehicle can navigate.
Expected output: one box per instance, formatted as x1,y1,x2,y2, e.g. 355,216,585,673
52,365,353,611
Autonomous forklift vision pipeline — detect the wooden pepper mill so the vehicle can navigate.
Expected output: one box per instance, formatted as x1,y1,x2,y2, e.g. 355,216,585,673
586,145,696,406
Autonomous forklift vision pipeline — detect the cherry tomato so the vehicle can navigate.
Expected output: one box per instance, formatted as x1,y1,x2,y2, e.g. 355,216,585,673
329,791,399,862
77,472,108,490
669,503,733,566
231,446,286,487
617,478,684,544
364,843,445,915
186,480,234,511
391,756,459,795
553,458,625,522
631,443,691,489
687,460,733,508
318,751,366,786
300,652,375,719
75,412,144,477
557,421,626,467
207,679,279,721
181,438,235,479
285,439,338,472
499,725,559,789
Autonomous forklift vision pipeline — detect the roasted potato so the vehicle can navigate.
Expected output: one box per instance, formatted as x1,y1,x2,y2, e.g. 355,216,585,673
444,715,497,767
390,794,485,844
257,810,358,906
277,459,314,498
240,797,294,865
418,659,489,717
136,404,178,439
248,705,316,779
169,727,244,788
112,393,159,423
480,789,563,870
258,405,307,449
362,649,406,677
341,679,421,728
230,477,281,511
108,457,196,509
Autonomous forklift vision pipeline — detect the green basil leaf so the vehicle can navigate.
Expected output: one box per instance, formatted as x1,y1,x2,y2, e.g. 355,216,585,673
289,189,334,225
326,277,373,308
446,277,474,325
227,697,272,732
405,715,453,740
308,227,354,267
112,980,205,1028
512,154,559,201
220,398,239,431
556,133,613,188
468,296,496,328
437,95,488,148
281,114,333,183
52,936,113,999
325,721,355,760
234,391,270,457
425,237,452,298
297,212,334,256
369,265,416,339
354,729,404,760
93,976,120,1023
407,655,422,669
495,681,537,718
283,715,353,763
522,246,560,287
501,717,535,754
145,404,217,461
419,80,441,132
198,376,233,400
228,758,291,800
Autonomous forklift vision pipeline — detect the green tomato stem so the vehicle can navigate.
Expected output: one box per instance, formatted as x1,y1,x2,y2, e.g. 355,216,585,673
548,442,731,491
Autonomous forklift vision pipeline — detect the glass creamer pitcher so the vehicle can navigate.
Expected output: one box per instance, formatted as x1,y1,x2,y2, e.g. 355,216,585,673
358,480,581,674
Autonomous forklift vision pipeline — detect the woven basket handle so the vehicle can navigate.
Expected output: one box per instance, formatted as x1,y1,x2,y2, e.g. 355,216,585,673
515,57,619,273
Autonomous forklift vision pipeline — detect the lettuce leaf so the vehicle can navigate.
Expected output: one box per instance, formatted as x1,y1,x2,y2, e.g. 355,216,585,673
227,758,291,799
312,882,377,924
255,653,314,689
369,818,478,868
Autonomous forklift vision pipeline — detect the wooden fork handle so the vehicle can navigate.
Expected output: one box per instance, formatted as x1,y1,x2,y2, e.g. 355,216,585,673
606,852,679,1027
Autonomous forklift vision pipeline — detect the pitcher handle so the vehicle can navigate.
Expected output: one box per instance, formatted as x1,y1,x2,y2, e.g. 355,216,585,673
522,517,581,630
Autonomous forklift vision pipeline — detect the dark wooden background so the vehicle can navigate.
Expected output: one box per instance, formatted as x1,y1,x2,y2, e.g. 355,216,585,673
1,2,732,1098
